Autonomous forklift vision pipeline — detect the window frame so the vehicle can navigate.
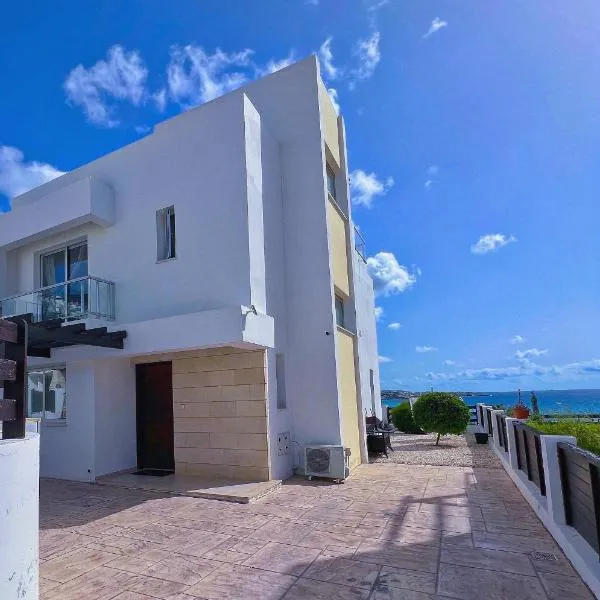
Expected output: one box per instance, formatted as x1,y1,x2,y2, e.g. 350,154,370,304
27,366,67,425
326,165,337,201
156,205,176,262
334,294,345,328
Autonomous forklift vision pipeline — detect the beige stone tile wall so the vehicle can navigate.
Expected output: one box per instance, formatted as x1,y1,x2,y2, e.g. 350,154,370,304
169,347,270,481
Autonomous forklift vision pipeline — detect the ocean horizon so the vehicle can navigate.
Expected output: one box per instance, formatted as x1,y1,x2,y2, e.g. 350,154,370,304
382,388,600,415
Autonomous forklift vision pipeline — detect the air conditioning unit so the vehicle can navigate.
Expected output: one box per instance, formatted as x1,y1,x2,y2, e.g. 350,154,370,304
304,445,349,482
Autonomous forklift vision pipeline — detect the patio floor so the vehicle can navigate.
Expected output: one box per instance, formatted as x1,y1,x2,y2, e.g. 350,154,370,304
40,463,595,599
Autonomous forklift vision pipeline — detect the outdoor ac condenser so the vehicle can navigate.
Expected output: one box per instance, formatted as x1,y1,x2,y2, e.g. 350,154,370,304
304,445,349,482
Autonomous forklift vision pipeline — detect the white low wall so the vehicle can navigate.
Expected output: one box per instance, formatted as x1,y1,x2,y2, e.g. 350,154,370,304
477,404,600,598
0,433,39,600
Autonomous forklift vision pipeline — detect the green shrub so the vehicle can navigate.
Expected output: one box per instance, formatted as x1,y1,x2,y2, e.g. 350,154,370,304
390,402,422,434
412,392,470,445
526,419,600,456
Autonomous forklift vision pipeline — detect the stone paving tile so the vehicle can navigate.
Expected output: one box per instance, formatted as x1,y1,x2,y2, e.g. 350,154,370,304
43,566,140,600
303,552,381,589
188,563,296,599
243,541,321,576
537,571,596,600
283,578,370,599
438,563,548,600
375,565,437,594
441,545,537,576
40,460,594,600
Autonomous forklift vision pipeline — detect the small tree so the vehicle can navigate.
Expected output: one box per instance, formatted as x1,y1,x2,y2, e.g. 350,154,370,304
390,402,422,434
412,392,470,445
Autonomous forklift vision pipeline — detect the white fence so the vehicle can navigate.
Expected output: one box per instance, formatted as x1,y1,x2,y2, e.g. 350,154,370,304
475,404,600,598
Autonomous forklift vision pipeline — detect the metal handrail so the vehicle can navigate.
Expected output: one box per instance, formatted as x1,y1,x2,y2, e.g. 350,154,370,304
354,226,367,261
0,275,114,302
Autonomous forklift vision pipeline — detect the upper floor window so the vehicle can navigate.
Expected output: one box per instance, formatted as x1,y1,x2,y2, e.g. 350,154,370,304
156,206,176,261
326,165,337,200
335,294,345,328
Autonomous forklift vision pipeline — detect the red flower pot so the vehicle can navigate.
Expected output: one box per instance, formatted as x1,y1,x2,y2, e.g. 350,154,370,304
513,406,530,420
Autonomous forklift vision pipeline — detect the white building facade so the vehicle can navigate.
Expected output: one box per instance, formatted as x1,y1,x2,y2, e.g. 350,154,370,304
0,56,381,483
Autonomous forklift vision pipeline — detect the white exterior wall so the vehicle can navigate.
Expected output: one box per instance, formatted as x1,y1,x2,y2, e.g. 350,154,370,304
7,92,262,326
241,57,344,465
0,434,39,600
353,251,382,419
1,56,380,481
40,362,95,481
94,358,136,477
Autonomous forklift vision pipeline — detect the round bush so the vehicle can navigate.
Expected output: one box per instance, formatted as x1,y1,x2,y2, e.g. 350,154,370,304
390,402,423,433
412,392,470,445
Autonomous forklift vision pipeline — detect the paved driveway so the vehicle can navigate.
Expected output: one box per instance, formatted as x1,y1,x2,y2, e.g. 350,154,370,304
40,463,593,599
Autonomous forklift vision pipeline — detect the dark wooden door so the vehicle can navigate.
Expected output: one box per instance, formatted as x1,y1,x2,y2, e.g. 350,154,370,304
136,362,174,471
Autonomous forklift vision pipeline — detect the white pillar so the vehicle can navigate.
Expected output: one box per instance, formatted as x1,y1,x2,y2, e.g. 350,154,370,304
475,403,485,428
0,433,39,600
505,417,521,472
540,435,577,526
490,409,504,451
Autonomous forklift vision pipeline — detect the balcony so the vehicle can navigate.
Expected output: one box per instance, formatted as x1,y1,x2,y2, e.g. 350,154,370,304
0,276,115,323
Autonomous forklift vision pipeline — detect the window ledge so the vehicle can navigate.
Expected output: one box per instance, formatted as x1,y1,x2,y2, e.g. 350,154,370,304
41,420,67,428
328,194,348,220
336,325,356,337
156,256,177,264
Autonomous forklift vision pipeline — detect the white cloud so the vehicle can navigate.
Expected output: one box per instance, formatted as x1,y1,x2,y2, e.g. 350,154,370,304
510,335,526,344
443,360,457,366
327,87,340,114
166,45,253,108
256,52,295,77
153,88,168,112
425,357,600,383
379,355,393,363
0,146,65,201
423,17,448,39
374,306,384,322
388,322,401,330
368,0,389,11
416,346,438,353
64,45,148,127
351,31,381,85
318,38,338,80
367,252,418,296
471,233,517,255
350,169,394,208
515,348,548,360
424,165,439,189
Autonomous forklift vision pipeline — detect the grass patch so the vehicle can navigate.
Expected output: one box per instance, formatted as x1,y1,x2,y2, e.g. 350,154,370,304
526,418,600,456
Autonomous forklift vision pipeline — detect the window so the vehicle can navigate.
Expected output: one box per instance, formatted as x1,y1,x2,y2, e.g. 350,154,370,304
40,242,88,320
335,294,345,328
326,165,337,200
156,206,176,261
27,368,67,422
276,353,287,409
369,369,376,416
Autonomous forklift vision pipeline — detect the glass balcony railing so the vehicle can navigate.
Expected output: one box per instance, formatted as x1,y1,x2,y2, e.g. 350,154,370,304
354,226,367,262
0,276,115,322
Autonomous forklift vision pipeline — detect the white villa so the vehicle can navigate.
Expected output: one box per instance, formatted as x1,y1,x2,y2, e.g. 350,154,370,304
0,56,381,483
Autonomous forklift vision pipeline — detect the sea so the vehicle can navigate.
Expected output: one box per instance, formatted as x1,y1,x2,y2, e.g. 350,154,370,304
382,389,600,416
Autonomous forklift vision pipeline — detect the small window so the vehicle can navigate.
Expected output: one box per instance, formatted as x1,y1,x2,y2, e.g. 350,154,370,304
326,165,337,200
335,294,345,328
27,368,67,422
276,353,287,409
156,206,176,261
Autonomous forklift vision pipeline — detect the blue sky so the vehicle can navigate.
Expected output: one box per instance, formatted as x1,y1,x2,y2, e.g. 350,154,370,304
1,1,600,392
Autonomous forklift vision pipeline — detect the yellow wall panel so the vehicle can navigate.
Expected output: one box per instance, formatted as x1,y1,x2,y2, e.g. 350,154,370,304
335,328,361,468
327,201,350,296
